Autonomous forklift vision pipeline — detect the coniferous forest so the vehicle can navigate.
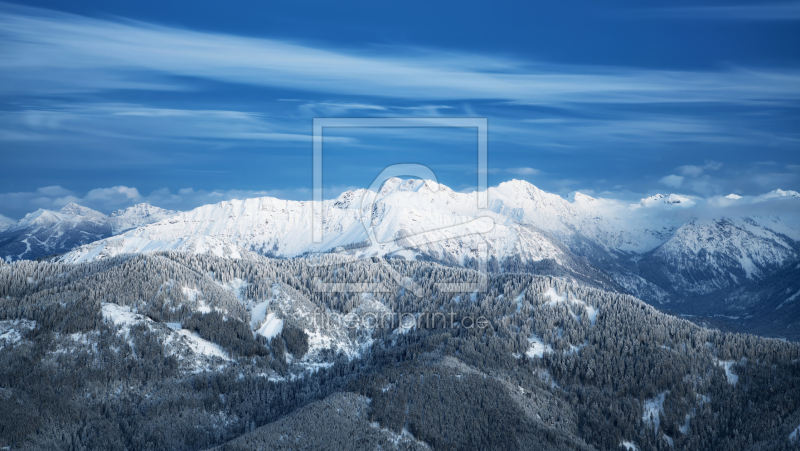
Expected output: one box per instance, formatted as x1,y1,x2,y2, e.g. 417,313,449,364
0,252,799,450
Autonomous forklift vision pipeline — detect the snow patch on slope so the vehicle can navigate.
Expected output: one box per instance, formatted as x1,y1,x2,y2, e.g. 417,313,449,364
102,303,230,369
643,391,668,435
257,313,283,340
0,319,36,350
525,334,552,358
790,424,800,442
715,359,739,385
174,329,229,360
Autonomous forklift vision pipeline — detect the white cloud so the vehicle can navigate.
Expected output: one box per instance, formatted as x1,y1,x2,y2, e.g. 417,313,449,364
84,186,142,203
678,161,723,177
753,172,800,186
35,185,73,197
659,175,684,188
0,104,327,144
489,167,541,176
507,167,541,176
678,165,704,177
1,5,800,105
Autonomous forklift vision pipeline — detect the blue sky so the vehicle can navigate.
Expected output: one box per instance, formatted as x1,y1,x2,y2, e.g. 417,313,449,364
0,0,799,219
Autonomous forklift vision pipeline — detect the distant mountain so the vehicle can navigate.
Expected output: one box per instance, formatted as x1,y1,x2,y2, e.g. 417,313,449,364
638,217,799,299
0,202,177,262
109,202,180,233
61,179,679,262
766,188,800,199
0,217,13,233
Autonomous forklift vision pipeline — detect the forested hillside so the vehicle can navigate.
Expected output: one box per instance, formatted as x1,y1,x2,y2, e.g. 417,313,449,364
0,253,799,450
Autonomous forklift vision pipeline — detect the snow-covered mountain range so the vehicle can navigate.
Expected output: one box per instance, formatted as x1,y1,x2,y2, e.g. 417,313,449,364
59,178,684,263
0,202,177,262
7,179,800,337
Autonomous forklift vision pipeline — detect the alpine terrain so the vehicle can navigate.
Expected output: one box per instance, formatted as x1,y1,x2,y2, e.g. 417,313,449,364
0,203,177,263
57,179,800,339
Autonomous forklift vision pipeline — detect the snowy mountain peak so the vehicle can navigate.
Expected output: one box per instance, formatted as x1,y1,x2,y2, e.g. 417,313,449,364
333,189,369,209
497,179,539,194
109,203,177,233
0,215,13,233
567,192,596,204
17,209,64,228
1,203,179,262
60,203,104,218
493,179,553,205
766,189,800,198
378,177,445,196
110,203,175,220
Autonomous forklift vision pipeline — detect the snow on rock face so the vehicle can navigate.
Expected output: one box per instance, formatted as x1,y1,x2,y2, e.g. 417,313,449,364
60,203,105,218
109,203,177,234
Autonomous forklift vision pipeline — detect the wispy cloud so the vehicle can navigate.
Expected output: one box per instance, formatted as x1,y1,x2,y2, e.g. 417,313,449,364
0,213,13,226
2,4,800,105
0,185,140,216
678,161,722,177
0,104,353,144
659,175,684,188
489,167,542,176
506,167,541,176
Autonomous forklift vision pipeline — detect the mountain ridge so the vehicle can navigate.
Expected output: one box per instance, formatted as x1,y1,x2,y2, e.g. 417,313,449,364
0,202,177,262
10,179,800,338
